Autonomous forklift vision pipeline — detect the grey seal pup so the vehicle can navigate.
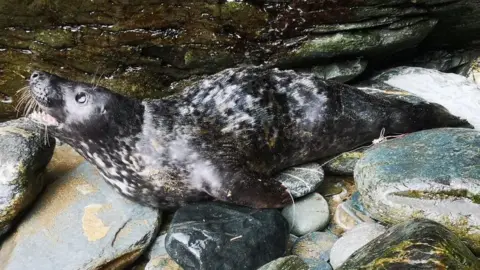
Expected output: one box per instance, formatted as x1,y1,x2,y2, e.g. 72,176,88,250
26,66,471,209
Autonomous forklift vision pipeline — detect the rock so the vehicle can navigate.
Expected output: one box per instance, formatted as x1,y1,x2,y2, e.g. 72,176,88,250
292,231,338,267
329,223,386,269
282,193,330,236
145,234,182,270
354,128,480,254
333,200,374,231
0,161,161,269
323,150,365,176
165,202,289,270
286,234,298,255
277,163,324,198
363,66,480,128
257,256,309,270
338,219,480,269
2,1,480,120
310,59,367,83
309,261,333,270
0,118,55,237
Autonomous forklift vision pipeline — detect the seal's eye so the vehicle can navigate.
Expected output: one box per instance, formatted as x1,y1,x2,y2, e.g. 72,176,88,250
75,92,87,104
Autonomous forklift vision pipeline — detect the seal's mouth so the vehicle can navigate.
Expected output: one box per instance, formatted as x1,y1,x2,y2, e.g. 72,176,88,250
28,110,59,126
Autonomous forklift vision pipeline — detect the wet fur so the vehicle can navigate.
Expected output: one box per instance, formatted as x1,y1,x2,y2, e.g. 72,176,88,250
27,66,472,209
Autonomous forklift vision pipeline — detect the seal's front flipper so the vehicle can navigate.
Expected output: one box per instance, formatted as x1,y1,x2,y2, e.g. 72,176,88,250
221,176,293,209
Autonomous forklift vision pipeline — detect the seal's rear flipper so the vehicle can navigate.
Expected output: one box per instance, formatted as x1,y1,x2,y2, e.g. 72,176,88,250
221,177,293,209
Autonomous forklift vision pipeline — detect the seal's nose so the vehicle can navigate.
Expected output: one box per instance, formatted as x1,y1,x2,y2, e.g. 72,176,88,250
30,71,44,82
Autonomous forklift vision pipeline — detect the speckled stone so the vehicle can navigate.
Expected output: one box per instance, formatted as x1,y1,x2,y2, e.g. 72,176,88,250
282,193,330,236
277,163,324,198
257,256,309,270
292,231,338,266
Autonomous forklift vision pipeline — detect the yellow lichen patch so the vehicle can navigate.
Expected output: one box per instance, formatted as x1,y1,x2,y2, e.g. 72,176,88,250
381,90,411,96
0,126,34,139
75,183,97,195
82,204,111,242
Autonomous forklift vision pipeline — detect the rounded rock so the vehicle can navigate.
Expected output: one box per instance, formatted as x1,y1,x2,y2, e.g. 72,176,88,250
330,222,386,269
282,193,330,236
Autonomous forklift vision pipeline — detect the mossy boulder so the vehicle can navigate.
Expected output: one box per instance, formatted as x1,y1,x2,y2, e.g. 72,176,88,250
354,128,480,254
338,219,480,269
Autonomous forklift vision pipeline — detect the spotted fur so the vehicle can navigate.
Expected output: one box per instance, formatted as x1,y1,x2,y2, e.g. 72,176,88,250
27,67,472,209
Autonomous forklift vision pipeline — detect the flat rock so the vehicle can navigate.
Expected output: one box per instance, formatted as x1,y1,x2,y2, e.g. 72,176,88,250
277,163,324,198
282,193,330,236
354,128,480,254
362,66,480,128
329,223,386,269
0,161,161,270
338,219,480,269
165,202,289,270
0,118,55,237
258,256,309,270
292,231,338,267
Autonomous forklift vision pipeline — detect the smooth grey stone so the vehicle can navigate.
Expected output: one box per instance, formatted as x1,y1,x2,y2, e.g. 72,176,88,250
330,223,386,269
282,193,330,236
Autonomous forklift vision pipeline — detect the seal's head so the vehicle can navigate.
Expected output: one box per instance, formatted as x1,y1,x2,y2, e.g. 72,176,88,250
27,70,144,142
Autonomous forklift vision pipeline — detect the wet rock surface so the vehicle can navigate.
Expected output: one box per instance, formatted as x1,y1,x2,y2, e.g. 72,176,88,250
0,118,55,237
0,161,161,270
322,150,366,176
330,222,386,269
257,255,309,270
338,219,480,269
282,193,330,236
2,1,480,119
165,202,289,270
145,234,182,270
291,231,337,269
276,163,324,198
355,128,480,254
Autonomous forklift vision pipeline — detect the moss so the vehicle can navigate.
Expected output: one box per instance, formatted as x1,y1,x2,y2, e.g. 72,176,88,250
394,189,480,203
35,29,75,48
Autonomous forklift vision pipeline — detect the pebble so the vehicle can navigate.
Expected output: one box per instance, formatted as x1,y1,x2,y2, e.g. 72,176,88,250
282,193,330,236
329,223,386,269
277,162,325,198
257,255,309,270
292,231,338,266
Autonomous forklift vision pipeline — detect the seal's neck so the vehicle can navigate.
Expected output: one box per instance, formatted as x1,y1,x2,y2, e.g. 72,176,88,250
55,95,145,153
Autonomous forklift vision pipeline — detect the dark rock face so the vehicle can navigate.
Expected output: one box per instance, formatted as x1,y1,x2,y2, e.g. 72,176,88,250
0,118,55,237
338,219,480,270
165,202,289,270
1,0,480,119
355,128,480,254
